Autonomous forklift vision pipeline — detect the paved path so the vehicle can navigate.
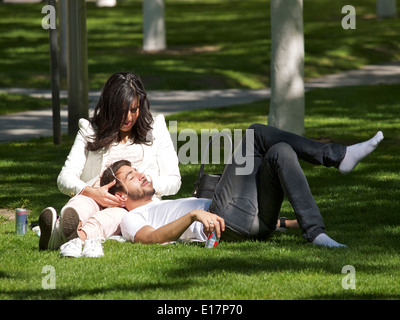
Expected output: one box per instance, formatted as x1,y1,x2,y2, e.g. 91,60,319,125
0,61,399,143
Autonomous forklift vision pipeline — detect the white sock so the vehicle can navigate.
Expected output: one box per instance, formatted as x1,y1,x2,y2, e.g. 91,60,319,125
339,131,384,174
312,233,347,248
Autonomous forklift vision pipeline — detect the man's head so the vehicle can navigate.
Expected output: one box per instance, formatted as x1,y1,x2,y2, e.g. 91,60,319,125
100,160,155,208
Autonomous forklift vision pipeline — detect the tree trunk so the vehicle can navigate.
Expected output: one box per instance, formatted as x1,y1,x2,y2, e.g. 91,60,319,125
143,0,166,51
269,0,305,135
66,0,89,136
96,0,116,7
377,0,397,18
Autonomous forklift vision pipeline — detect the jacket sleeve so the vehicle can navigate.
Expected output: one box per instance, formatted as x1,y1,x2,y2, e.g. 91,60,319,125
150,115,182,197
57,119,92,197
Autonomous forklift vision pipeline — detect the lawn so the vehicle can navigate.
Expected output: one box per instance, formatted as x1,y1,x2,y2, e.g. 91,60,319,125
0,0,399,90
0,84,399,300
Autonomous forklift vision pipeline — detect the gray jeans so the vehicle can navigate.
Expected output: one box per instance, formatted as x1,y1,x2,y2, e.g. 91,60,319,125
209,124,346,242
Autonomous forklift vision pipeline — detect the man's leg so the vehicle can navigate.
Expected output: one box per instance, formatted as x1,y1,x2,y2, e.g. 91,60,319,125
211,123,379,243
249,123,347,168
259,143,347,247
339,131,384,174
210,124,348,239
249,123,383,173
209,131,263,240
258,142,325,242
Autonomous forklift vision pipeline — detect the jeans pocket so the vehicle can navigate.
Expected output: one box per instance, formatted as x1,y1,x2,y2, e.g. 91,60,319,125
222,197,257,236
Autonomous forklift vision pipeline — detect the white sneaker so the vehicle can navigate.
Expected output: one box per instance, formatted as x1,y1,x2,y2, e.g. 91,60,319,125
82,238,105,258
59,237,84,258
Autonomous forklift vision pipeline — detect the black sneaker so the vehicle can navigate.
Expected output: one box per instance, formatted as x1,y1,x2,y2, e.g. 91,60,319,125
39,207,59,250
59,207,80,243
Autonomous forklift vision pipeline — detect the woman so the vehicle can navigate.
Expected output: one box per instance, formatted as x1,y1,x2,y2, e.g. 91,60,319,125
39,72,181,251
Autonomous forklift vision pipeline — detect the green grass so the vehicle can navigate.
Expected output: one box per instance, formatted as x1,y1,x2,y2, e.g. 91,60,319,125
1,84,400,300
0,0,399,90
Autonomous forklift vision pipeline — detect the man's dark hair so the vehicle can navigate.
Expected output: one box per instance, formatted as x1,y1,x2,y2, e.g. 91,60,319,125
100,160,132,195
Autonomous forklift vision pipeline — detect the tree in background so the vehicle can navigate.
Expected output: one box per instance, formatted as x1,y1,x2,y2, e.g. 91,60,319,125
269,0,305,135
377,0,397,18
143,0,166,51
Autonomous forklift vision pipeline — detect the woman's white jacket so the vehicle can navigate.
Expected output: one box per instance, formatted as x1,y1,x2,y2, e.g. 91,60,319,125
57,114,181,199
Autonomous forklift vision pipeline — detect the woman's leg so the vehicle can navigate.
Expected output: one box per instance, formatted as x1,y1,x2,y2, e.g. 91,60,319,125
61,195,100,225
79,207,128,240
62,196,127,240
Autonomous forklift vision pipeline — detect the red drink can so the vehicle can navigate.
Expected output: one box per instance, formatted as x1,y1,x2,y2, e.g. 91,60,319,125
15,208,27,235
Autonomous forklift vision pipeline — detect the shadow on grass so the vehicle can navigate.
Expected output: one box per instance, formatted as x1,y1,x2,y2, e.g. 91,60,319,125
304,293,400,300
1,279,194,300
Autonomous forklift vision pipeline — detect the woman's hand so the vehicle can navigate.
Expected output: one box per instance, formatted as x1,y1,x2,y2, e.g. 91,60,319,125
81,180,125,208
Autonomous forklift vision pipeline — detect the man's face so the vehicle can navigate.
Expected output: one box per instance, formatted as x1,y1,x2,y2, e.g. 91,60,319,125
116,165,155,200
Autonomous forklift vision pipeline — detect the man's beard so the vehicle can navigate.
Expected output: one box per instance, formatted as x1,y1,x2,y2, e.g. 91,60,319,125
127,187,156,200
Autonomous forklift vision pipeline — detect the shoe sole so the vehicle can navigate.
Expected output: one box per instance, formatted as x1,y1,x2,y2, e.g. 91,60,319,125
59,247,82,258
60,250,82,258
59,207,80,243
82,253,104,258
38,208,57,251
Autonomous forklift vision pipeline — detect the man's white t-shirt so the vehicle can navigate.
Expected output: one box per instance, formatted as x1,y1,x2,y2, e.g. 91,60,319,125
120,197,212,243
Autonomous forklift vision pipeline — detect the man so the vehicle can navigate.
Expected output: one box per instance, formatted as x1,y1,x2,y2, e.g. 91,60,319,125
101,160,225,244
101,124,383,248
41,124,383,253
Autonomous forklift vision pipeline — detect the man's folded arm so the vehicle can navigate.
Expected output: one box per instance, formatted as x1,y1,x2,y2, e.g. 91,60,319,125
134,212,195,244
133,210,225,244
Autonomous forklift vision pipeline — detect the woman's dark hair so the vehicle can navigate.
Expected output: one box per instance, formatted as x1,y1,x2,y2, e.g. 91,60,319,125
100,160,132,195
86,72,154,151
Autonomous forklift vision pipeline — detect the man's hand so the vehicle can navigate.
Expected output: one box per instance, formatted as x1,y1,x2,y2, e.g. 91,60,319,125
190,209,225,239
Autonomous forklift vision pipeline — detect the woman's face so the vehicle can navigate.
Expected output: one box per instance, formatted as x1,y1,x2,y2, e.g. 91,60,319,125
120,102,140,133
